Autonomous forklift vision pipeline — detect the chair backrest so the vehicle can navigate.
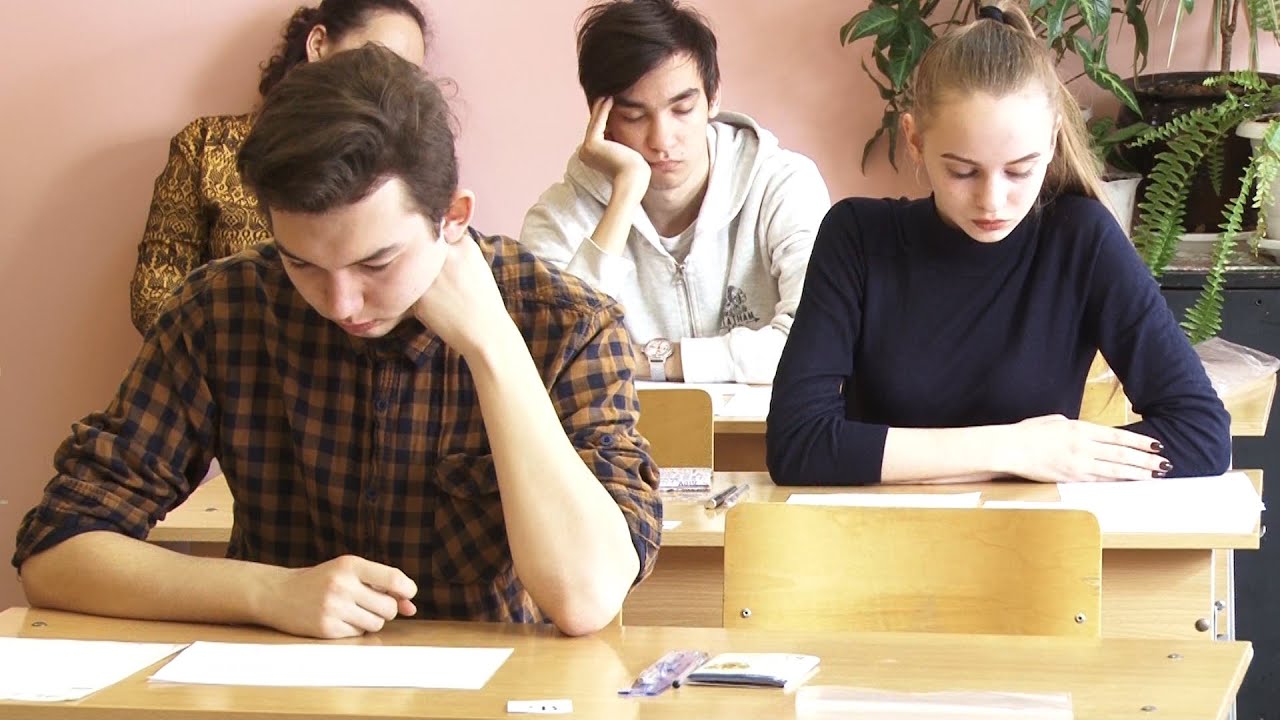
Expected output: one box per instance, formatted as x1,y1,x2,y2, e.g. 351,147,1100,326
636,388,714,468
723,504,1102,637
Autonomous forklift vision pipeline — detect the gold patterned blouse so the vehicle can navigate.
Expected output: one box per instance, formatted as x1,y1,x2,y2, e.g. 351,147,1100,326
129,114,270,333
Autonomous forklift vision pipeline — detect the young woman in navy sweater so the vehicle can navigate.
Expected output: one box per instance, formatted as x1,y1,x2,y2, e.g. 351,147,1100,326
766,1,1230,486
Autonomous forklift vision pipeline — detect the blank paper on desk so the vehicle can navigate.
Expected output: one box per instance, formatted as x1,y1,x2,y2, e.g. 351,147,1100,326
1055,472,1263,534
0,638,185,702
719,385,773,418
787,492,982,508
149,641,513,689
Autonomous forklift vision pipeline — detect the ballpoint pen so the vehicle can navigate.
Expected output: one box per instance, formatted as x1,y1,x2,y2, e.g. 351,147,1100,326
704,482,749,510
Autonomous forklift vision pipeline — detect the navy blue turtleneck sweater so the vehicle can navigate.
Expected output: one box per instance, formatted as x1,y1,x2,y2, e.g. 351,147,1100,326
766,194,1231,486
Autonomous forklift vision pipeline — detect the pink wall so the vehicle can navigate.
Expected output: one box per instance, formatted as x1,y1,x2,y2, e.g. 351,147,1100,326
0,1,1276,609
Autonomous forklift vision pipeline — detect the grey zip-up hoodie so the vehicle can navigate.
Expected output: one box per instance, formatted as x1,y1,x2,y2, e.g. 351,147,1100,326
519,111,830,384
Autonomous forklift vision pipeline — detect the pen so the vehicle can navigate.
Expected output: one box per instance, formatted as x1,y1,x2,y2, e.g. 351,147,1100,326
718,483,749,511
704,483,748,510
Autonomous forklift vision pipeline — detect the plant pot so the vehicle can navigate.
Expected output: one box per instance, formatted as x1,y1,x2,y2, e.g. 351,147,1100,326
1100,172,1141,234
1116,72,1280,233
1236,117,1280,240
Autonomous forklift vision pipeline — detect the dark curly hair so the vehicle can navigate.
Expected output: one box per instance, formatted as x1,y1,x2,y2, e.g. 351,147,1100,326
258,0,429,98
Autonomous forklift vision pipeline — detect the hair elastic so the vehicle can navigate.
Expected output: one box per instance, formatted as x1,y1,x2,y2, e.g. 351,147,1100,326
977,5,1006,23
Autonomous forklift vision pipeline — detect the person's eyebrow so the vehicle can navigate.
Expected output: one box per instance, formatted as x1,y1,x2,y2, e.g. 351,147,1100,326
941,152,1041,166
613,88,701,111
275,242,401,267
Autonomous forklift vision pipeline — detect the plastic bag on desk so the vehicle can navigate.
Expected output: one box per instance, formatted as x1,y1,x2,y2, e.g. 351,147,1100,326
795,686,1073,719
1194,337,1280,397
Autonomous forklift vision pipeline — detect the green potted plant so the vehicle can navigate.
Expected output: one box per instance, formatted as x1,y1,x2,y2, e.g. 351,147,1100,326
840,0,1146,170
1129,72,1280,341
1087,115,1150,231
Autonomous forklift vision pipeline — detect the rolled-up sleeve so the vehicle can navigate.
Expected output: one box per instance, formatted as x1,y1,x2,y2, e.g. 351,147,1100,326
14,303,218,570
546,305,662,584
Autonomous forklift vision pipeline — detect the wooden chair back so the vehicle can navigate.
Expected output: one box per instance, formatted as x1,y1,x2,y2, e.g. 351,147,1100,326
723,504,1102,637
636,388,714,468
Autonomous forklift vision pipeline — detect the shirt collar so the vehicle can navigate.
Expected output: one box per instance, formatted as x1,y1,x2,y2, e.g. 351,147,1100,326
343,316,440,368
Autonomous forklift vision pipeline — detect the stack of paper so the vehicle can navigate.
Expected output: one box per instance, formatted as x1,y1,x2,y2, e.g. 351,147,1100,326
982,472,1263,535
0,638,185,702
1053,472,1263,535
685,652,821,690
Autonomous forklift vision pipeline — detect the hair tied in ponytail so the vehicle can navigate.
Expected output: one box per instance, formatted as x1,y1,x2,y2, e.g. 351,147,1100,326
977,5,1006,23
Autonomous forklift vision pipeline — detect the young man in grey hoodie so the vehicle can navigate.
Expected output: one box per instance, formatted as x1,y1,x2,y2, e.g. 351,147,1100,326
519,0,830,385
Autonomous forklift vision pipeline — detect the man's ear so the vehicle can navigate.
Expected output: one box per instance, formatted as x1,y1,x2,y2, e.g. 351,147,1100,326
305,24,328,63
707,87,721,119
439,190,476,244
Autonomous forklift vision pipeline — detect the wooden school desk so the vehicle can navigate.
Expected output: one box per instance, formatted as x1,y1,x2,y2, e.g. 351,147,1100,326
625,471,1263,639
686,370,1276,472
0,607,1251,720
151,470,1262,640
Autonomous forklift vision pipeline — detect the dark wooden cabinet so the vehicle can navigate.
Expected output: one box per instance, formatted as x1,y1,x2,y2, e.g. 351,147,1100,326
1161,265,1280,720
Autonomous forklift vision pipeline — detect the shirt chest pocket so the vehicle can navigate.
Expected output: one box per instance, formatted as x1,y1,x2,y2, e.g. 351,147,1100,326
430,454,510,584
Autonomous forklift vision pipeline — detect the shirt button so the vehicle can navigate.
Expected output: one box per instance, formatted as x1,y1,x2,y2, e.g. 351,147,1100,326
375,398,389,413
365,487,378,502
601,434,615,446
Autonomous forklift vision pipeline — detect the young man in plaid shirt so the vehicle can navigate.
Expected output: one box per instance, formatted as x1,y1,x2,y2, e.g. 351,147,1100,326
15,46,662,638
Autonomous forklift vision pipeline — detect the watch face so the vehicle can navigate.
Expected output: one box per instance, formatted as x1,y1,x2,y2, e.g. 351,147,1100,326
644,338,673,361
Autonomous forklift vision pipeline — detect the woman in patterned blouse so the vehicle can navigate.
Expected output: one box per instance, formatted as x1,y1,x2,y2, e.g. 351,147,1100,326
129,0,429,333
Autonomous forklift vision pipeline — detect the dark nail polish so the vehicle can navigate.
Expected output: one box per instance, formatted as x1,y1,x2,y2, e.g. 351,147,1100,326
1152,470,1168,479
1159,461,1173,471
1151,441,1165,452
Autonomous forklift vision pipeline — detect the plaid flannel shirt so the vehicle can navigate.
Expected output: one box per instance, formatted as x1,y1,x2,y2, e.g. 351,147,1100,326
16,231,662,623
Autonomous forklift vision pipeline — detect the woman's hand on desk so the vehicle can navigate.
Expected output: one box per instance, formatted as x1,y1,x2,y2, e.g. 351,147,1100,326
256,555,418,639
999,414,1171,483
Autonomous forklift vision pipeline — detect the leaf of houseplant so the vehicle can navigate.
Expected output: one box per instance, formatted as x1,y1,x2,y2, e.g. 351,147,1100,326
840,5,899,45
886,32,914,91
1045,0,1070,43
1080,0,1113,38
1249,0,1280,33
1125,0,1151,76
1074,37,1143,114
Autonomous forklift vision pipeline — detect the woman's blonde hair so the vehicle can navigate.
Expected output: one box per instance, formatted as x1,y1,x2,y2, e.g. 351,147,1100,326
906,0,1104,203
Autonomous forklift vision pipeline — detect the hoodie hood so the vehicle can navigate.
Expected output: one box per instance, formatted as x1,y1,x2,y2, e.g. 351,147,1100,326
562,111,778,239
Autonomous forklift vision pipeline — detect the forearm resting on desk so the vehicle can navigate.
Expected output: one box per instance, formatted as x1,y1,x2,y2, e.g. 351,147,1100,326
20,532,281,626
880,426,1008,484
19,532,420,639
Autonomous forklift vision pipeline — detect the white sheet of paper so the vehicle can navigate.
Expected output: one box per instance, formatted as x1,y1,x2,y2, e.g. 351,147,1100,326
982,500,1078,510
718,385,773,418
149,642,513,690
786,492,982,508
1055,472,1263,534
634,381,737,409
0,638,185,702
795,686,1073,719
662,520,682,530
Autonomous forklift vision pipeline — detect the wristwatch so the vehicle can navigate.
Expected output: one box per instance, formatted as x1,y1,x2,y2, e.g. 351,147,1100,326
643,337,674,382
